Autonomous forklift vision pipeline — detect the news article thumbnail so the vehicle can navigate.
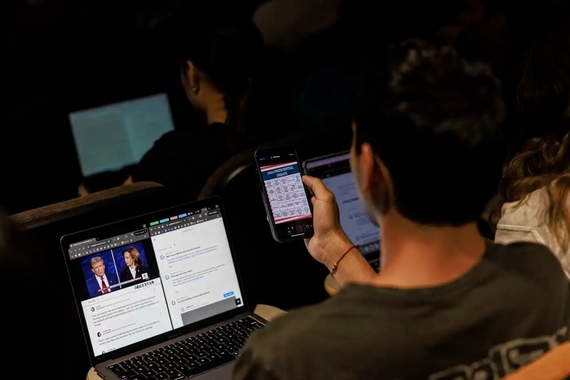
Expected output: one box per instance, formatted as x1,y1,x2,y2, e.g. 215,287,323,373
82,251,119,299
82,240,160,299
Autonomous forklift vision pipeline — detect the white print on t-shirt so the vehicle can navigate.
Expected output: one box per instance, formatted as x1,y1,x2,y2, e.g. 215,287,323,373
427,326,568,380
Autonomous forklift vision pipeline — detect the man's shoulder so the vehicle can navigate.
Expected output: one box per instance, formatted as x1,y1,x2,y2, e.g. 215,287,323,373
252,303,331,340
486,241,567,291
236,297,373,379
248,286,395,348
488,241,562,268
246,296,363,349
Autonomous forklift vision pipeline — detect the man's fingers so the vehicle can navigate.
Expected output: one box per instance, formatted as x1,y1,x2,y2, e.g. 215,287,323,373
303,175,329,199
302,175,314,189
303,175,334,202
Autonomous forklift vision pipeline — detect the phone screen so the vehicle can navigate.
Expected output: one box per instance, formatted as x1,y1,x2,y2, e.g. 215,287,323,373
255,147,314,242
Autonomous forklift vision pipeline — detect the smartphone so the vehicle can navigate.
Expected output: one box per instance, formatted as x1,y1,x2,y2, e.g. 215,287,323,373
254,146,314,243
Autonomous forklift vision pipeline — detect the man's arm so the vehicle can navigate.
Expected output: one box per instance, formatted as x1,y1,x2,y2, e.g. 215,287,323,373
318,232,377,287
302,175,377,287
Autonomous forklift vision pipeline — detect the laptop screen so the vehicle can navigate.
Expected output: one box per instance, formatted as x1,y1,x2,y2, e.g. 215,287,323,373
304,152,380,256
69,93,175,177
62,199,244,358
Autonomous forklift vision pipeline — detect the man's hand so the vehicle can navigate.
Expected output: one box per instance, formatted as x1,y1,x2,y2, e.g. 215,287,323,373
302,175,352,265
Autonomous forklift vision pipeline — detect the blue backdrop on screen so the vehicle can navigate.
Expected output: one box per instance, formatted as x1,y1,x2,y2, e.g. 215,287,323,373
81,250,118,281
113,241,148,277
81,241,148,298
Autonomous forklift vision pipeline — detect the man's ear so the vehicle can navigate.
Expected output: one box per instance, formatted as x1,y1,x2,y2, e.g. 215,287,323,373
358,143,380,194
360,143,393,209
374,153,391,195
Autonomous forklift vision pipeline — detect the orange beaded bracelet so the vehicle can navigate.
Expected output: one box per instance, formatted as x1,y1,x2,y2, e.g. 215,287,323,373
330,244,360,279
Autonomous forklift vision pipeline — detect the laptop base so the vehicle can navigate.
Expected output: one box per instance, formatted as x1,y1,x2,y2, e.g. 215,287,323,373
95,312,266,380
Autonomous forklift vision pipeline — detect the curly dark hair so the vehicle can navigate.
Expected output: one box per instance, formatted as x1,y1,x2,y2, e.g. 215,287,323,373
496,132,570,251
352,38,507,225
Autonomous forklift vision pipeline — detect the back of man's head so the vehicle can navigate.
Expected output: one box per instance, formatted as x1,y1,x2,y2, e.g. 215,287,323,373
353,39,507,225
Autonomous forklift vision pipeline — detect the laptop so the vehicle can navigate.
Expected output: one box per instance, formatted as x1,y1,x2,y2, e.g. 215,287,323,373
61,197,266,380
303,151,381,271
68,92,175,183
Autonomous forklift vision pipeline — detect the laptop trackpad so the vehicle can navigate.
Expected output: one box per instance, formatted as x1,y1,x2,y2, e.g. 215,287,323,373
198,360,235,379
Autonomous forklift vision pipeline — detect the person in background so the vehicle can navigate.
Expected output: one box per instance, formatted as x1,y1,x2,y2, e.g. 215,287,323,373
232,39,570,380
127,1,265,198
493,19,570,280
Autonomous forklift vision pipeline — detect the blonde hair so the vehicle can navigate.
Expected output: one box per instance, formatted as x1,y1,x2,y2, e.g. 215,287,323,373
90,256,104,267
493,131,570,252
123,247,143,267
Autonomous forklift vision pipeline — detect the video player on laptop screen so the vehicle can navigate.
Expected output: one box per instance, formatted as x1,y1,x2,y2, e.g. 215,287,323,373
62,199,245,359
69,93,175,178
304,151,380,257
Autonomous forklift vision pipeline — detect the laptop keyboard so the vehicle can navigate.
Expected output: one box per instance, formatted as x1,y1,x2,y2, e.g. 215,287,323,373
107,316,264,380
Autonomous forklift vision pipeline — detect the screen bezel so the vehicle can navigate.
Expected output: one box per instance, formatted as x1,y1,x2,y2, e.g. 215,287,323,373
302,150,351,175
254,146,314,243
60,196,250,365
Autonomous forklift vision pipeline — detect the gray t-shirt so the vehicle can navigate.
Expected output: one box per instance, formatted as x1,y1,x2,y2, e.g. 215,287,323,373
233,242,570,380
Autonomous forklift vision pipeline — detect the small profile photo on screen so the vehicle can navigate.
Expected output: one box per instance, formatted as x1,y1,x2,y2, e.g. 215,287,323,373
114,242,150,286
82,252,119,299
